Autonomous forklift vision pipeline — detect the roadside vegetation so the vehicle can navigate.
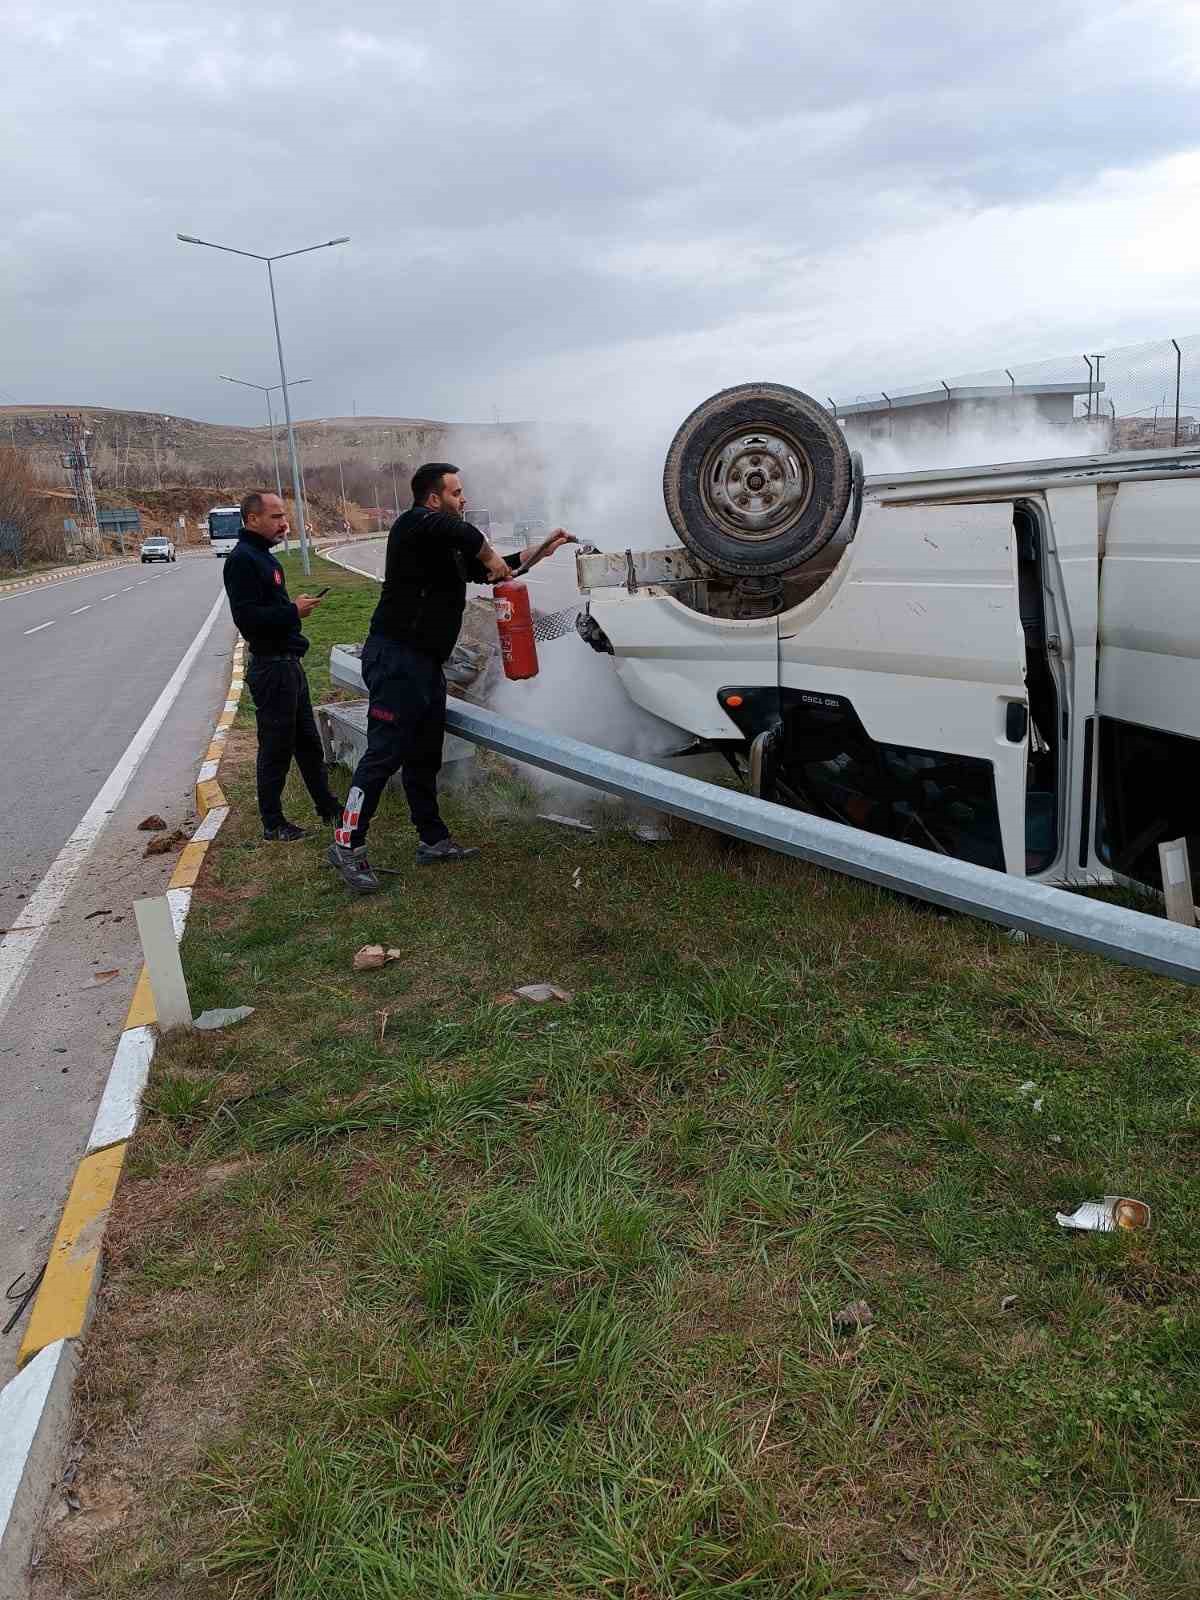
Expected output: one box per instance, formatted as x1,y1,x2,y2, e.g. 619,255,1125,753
0,446,66,572
34,552,1200,1600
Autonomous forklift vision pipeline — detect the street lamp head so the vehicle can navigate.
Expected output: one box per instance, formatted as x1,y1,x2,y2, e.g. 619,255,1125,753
176,233,203,244
328,236,350,246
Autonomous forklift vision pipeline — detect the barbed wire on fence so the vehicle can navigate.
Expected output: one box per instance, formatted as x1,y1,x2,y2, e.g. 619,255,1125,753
835,333,1200,450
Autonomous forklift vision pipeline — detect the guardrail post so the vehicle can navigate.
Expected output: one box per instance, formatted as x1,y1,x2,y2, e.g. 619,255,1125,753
1158,839,1195,927
133,895,192,1029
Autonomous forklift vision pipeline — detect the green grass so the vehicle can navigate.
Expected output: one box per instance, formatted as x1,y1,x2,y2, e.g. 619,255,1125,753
271,547,378,703
55,553,1200,1599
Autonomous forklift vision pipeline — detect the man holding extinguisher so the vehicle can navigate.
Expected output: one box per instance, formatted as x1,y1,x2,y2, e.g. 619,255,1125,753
328,462,575,895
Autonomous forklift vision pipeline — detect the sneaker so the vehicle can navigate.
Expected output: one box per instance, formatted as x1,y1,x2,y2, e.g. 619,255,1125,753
416,837,480,866
327,842,382,894
264,821,309,843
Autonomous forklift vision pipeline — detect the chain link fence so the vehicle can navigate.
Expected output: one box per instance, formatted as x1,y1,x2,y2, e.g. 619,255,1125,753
836,333,1200,452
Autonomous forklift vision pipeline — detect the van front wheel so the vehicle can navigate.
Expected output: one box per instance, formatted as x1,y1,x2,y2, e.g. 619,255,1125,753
663,383,851,577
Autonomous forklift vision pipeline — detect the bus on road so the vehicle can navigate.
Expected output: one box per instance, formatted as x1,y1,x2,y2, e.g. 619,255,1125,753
207,506,241,556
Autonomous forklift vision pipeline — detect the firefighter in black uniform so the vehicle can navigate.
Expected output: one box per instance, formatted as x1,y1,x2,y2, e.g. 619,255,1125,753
222,491,343,841
328,463,575,894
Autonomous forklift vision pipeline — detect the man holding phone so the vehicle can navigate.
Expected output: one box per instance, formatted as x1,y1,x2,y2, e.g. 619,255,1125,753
222,491,343,841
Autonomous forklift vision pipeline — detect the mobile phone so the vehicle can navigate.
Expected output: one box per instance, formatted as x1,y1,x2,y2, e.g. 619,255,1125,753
314,587,330,597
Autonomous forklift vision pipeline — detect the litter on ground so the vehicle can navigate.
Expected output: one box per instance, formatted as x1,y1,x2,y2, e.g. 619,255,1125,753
353,946,403,971
1055,1196,1151,1232
143,830,186,857
537,813,596,833
510,983,573,1004
193,1006,255,1031
832,1299,874,1333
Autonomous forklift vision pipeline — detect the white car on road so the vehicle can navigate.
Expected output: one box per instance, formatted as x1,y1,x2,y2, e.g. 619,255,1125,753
140,535,176,564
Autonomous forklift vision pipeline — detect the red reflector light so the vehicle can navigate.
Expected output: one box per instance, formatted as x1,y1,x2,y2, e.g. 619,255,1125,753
725,694,744,708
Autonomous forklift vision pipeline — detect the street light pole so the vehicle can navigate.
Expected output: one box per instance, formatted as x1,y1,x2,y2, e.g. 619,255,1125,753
264,388,282,499
266,257,310,572
179,231,349,576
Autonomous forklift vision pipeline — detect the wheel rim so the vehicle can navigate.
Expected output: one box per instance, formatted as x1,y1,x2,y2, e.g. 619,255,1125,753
699,425,815,542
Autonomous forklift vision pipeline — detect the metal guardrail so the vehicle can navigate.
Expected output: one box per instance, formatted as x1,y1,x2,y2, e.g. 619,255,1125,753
444,697,1200,986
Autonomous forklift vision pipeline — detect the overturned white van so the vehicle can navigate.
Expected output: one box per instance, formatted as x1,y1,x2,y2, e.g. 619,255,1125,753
576,383,1200,895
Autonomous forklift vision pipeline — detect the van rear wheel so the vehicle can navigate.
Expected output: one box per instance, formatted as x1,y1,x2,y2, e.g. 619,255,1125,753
663,383,851,577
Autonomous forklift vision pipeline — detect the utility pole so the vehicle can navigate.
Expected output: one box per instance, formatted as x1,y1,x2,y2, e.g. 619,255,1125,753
178,230,349,575
61,415,101,553
219,375,311,506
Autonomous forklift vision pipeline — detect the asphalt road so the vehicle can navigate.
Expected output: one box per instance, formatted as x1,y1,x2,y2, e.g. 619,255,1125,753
0,553,236,1382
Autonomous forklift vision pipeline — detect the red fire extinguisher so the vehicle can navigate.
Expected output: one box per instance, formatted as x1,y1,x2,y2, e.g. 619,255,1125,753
493,578,539,681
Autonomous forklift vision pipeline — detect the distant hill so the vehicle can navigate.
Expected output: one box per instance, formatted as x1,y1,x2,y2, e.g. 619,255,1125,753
0,405,551,521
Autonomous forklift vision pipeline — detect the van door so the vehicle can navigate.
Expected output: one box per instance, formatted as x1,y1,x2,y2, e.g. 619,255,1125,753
1096,478,1200,893
775,500,1030,874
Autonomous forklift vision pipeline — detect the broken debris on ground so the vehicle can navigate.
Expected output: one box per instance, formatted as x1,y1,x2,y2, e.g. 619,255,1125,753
143,829,186,857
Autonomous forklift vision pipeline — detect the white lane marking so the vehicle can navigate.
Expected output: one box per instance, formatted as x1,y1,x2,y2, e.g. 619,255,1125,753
0,588,229,1033
121,586,134,592
0,567,129,604
320,545,384,582
70,605,91,615
0,552,205,604
23,621,55,635
100,592,118,601
136,580,150,586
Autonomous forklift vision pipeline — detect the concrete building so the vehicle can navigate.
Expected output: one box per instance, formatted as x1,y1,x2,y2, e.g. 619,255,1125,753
833,381,1102,447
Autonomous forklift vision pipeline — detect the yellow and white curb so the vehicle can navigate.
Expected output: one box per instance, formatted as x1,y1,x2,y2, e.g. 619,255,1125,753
0,639,245,1585
0,556,138,596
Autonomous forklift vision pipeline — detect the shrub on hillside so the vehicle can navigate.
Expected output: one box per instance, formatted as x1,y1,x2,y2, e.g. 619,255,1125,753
0,448,65,565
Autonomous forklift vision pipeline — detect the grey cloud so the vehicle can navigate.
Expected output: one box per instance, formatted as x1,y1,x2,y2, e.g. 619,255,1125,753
1,0,1197,424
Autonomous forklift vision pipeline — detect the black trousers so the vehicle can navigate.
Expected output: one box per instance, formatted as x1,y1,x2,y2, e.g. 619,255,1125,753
245,655,340,829
336,637,449,849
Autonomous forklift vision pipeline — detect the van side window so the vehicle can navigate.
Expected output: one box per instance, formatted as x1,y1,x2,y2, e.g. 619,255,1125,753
780,697,1005,870
1096,717,1200,896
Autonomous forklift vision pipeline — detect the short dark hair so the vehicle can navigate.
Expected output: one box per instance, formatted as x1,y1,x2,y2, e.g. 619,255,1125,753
240,490,271,523
411,462,458,504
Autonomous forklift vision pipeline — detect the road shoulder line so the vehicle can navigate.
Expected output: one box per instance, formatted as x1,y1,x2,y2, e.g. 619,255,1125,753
0,637,245,1592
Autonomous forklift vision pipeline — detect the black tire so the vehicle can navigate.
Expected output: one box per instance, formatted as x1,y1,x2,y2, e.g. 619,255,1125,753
663,383,852,576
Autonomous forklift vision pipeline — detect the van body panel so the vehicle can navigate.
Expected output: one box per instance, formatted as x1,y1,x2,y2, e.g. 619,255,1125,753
581,447,1200,885
593,500,1030,870
1099,479,1200,741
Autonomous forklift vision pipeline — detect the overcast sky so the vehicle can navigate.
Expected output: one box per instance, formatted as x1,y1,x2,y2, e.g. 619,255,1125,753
3,0,1199,435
